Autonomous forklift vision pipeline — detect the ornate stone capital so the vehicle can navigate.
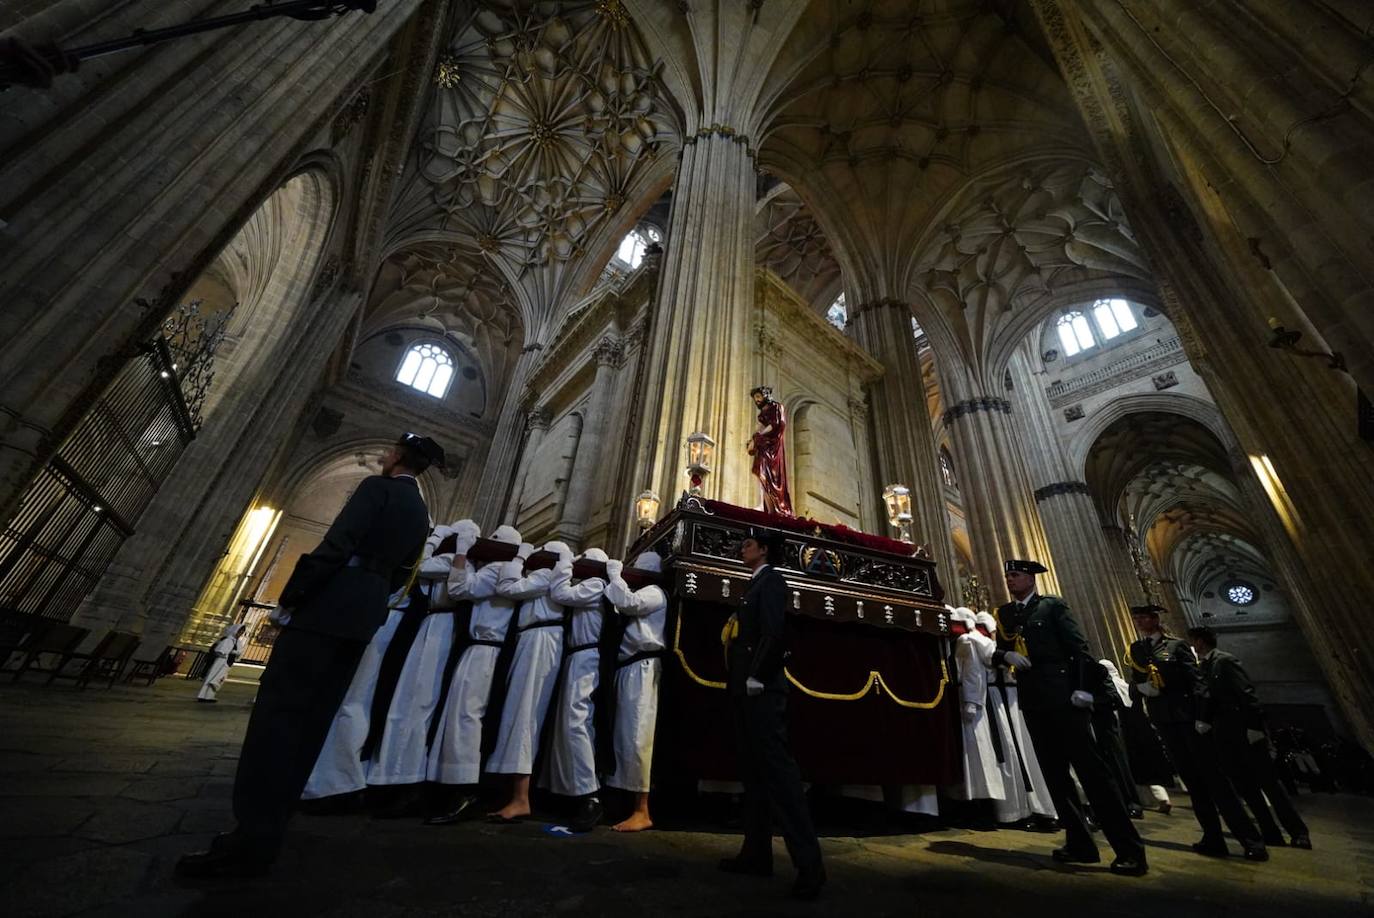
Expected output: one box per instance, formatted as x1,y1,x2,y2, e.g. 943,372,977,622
847,395,869,420
941,396,1012,425
592,335,626,368
1033,480,1092,503
527,406,551,431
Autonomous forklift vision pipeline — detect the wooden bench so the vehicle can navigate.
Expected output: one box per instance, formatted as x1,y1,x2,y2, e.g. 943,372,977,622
50,630,141,689
8,622,90,682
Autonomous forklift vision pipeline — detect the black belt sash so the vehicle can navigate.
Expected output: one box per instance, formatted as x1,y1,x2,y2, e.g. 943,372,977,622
988,677,1032,787
517,619,565,634
616,648,666,669
361,584,431,761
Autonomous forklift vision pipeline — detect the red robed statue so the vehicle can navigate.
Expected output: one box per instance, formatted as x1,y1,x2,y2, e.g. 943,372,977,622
746,385,793,517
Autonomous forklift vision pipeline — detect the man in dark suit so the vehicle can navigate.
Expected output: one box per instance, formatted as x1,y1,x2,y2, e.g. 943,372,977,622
1188,626,1311,849
177,433,441,878
719,529,825,900
993,559,1147,876
1128,606,1267,861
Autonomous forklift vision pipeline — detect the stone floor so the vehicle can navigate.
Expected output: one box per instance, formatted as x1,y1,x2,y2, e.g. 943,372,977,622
1,678,1370,918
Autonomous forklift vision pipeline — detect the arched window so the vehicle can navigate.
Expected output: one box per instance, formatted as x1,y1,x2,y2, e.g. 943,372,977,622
613,226,662,270
939,447,957,488
1092,297,1138,340
1055,311,1095,357
826,293,847,330
396,342,455,398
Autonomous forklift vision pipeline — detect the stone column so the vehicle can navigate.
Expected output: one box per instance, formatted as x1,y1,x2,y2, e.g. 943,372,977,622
631,131,757,509
849,299,957,590
1006,345,1136,659
558,336,624,547
502,405,550,528
937,363,1059,605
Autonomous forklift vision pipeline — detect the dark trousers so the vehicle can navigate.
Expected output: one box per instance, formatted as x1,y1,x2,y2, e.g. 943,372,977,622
1023,707,1144,861
1155,721,1261,846
1217,727,1309,840
230,627,366,860
730,690,823,873
1093,708,1140,808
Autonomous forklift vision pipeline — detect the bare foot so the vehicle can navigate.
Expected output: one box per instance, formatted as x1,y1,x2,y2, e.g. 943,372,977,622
489,802,531,821
612,813,653,832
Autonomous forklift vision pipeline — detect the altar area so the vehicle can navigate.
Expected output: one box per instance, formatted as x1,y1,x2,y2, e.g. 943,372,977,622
633,498,960,787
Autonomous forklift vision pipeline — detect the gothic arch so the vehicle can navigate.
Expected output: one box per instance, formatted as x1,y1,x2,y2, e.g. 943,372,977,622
1067,393,1235,477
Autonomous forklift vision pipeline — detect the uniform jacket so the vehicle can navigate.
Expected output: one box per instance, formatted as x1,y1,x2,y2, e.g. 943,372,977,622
993,594,1103,712
1127,634,1202,725
1196,649,1266,733
727,565,789,697
278,474,429,642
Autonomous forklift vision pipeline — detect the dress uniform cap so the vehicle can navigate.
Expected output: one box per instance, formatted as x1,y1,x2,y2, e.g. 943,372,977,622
400,432,446,468
1004,558,1047,575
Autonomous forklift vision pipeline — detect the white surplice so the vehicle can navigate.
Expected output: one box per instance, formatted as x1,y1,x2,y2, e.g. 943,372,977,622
484,553,570,775
949,631,1005,801
602,576,666,793
539,566,608,797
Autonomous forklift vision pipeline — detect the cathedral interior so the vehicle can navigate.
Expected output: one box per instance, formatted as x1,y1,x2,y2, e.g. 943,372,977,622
2,1,1373,914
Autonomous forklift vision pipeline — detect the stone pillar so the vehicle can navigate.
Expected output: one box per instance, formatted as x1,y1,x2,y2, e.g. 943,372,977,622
938,373,1058,605
502,405,550,528
632,131,757,509
1006,345,1135,659
849,299,956,590
558,336,624,547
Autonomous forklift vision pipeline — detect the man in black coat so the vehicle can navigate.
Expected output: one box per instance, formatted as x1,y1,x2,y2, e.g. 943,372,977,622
719,529,825,900
177,433,441,878
1189,626,1311,849
993,559,1147,876
1127,606,1267,861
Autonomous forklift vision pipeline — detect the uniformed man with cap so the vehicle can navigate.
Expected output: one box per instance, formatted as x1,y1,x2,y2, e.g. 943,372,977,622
1128,605,1267,861
994,559,1147,876
177,432,443,878
1188,626,1311,850
719,529,826,900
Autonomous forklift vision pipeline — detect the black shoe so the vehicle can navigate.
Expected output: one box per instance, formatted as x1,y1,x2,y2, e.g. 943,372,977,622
1263,832,1287,847
568,796,604,834
1290,835,1313,850
1192,837,1229,857
196,698,218,704
718,856,773,877
1127,805,1145,820
175,836,271,879
1052,847,1101,864
1110,855,1148,877
792,865,826,900
424,794,480,826
1243,844,1270,862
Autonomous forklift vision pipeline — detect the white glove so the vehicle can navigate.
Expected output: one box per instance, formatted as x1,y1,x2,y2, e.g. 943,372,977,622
1004,651,1031,669
555,555,574,572
961,702,979,722
516,542,535,560
430,524,455,542
605,559,624,578
1246,728,1267,745
1070,690,1094,709
455,532,478,555
1195,720,1213,735
746,677,764,696
1136,682,1160,698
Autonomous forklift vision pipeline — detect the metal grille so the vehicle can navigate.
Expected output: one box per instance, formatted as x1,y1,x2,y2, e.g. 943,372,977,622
0,303,226,621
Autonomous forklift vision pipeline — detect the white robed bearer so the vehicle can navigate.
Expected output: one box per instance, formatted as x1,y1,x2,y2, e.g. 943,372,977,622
539,548,610,832
366,520,471,815
424,525,523,824
603,551,667,832
948,607,1005,803
197,622,248,702
487,540,573,822
975,611,1056,825
301,523,474,802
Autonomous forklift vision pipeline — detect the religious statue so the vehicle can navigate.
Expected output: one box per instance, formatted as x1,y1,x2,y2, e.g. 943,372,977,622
746,385,793,516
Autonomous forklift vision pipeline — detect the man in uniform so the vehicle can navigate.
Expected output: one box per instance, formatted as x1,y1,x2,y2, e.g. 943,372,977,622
1188,625,1311,849
719,530,825,900
1128,605,1267,860
177,432,441,877
993,559,1147,876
